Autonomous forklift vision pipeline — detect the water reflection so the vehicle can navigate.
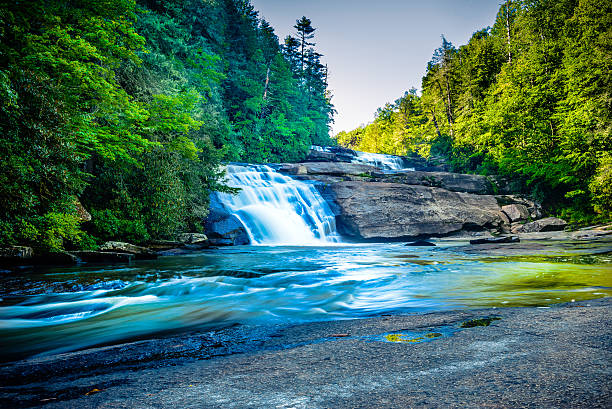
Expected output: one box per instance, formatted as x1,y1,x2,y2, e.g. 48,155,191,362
0,242,610,360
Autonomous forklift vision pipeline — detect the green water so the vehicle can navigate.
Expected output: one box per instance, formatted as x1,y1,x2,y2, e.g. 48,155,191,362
0,241,610,360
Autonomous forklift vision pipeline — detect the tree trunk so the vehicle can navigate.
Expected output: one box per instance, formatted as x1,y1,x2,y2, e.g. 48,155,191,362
443,75,454,137
506,1,512,64
262,66,270,101
300,33,305,72
430,108,442,139
259,66,271,120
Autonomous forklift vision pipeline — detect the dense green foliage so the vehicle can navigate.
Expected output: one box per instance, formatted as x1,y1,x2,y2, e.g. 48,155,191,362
0,0,334,251
337,0,611,223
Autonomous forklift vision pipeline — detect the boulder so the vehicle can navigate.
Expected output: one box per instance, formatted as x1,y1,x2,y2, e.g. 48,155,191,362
204,195,250,246
514,217,568,233
325,181,503,240
497,211,512,233
470,236,520,245
501,204,530,222
74,199,92,222
157,248,195,256
280,164,308,175
496,196,542,220
99,241,157,260
177,233,209,246
405,240,436,247
147,240,184,251
0,246,33,264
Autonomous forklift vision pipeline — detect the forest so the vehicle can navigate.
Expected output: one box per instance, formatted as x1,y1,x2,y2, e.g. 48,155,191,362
0,0,334,251
336,0,611,224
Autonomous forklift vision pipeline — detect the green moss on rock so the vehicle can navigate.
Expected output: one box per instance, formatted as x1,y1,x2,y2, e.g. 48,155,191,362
460,317,501,328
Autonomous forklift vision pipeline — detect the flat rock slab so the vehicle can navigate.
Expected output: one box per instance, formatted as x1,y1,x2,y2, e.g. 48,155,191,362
373,170,494,194
455,235,612,256
1,299,610,408
280,162,379,176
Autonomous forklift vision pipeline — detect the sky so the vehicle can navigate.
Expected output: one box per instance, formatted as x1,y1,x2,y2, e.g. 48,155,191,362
250,0,501,135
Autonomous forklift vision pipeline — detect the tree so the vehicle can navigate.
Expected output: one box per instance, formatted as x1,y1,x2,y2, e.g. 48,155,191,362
336,0,611,223
294,16,316,72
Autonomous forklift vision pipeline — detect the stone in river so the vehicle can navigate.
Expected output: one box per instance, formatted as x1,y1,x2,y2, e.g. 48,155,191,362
469,236,520,245
513,217,567,233
99,241,158,259
501,204,530,222
405,240,436,247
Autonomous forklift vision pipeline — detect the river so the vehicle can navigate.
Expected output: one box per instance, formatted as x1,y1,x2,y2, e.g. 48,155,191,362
0,157,611,361
1,242,610,361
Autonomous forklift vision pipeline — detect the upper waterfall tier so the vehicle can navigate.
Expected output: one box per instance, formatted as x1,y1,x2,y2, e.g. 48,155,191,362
215,164,340,245
310,145,412,170
351,151,409,170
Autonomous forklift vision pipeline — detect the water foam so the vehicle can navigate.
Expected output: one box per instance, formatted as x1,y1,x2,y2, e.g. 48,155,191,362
216,164,339,245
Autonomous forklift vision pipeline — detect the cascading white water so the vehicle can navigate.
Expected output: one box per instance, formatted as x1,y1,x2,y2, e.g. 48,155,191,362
311,145,412,171
216,164,339,245
351,151,409,170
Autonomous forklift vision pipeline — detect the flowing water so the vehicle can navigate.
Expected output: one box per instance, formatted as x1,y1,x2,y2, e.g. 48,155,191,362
351,151,410,170
310,145,411,170
0,164,610,361
1,244,610,360
215,164,338,245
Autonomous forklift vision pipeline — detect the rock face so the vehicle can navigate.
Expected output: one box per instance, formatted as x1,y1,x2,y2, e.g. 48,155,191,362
207,151,551,243
372,170,494,195
305,146,357,162
513,217,567,233
280,162,378,176
324,181,503,240
304,147,450,171
280,162,494,194
204,195,250,246
36,252,79,265
99,241,158,259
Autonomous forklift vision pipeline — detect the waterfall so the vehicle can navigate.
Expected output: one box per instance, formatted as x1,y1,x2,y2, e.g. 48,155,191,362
216,164,340,245
311,145,411,171
351,151,409,170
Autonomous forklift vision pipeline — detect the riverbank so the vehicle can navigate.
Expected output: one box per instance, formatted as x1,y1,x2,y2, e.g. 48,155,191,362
1,298,610,408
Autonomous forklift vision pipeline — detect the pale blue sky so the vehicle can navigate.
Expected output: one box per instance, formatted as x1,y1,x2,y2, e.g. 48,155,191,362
250,0,501,134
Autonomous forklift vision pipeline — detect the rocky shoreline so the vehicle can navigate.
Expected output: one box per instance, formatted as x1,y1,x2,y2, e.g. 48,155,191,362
1,297,610,408
203,147,577,244
2,147,611,267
